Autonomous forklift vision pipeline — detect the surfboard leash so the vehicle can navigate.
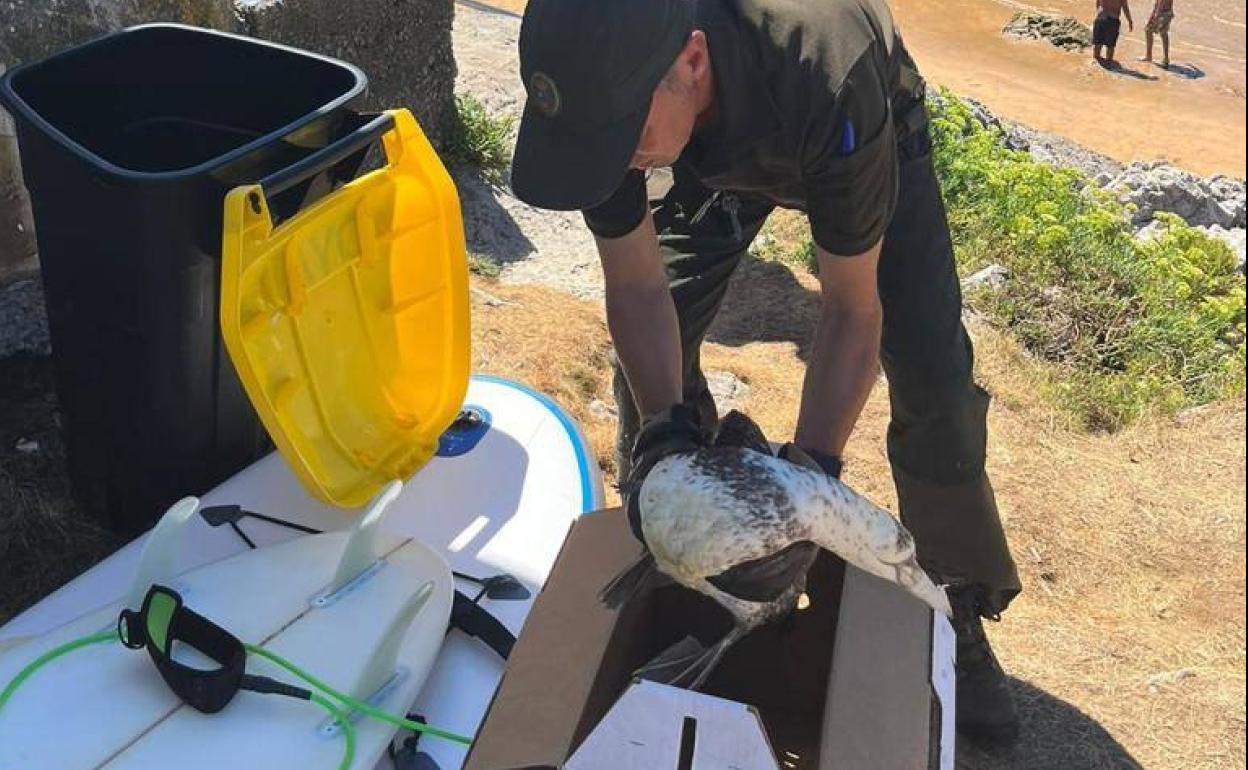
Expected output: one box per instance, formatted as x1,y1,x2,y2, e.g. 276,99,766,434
0,584,474,770
201,504,526,663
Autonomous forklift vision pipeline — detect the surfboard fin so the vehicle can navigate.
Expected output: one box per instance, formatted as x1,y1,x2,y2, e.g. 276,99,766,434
125,497,200,611
352,581,434,699
329,480,403,593
0,635,34,655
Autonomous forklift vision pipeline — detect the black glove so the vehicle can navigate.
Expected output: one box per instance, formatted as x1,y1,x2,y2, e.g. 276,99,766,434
777,442,844,479
623,402,708,542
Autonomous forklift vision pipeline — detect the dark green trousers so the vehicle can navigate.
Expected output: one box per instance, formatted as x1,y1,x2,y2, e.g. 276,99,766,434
611,118,1022,615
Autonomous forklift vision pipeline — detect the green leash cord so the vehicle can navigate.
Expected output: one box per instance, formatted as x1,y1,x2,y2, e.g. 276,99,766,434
308,693,358,770
0,630,117,710
0,629,472,770
244,643,473,746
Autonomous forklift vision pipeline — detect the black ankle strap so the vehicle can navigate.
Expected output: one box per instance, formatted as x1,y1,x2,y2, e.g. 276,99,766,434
118,585,248,714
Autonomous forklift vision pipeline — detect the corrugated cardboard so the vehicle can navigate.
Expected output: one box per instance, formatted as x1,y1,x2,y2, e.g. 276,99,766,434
463,508,952,770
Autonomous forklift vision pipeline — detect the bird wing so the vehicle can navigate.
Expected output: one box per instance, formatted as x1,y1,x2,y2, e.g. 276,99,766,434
705,540,820,602
600,552,673,609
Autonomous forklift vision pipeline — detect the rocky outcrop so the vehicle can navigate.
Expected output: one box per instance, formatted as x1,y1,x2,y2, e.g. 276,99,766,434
1103,161,1246,229
1,84,38,283
931,90,1247,267
235,0,457,150
1105,161,1246,269
1003,12,1092,51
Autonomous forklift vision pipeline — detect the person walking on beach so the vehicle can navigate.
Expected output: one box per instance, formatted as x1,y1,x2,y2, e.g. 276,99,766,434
1142,0,1175,67
1093,0,1135,64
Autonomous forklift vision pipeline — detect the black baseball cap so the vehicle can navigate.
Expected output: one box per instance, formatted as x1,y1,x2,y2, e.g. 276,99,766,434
511,0,695,211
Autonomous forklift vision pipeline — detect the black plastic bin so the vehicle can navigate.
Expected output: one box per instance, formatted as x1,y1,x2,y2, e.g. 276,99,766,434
0,24,372,533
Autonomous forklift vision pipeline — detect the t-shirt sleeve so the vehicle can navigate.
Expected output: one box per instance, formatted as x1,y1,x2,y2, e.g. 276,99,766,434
581,170,648,239
801,47,899,257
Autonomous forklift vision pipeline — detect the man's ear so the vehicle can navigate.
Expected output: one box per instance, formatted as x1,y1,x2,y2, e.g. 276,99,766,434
685,30,711,81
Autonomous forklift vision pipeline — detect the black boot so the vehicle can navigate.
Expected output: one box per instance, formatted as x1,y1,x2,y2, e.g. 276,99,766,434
949,584,1020,754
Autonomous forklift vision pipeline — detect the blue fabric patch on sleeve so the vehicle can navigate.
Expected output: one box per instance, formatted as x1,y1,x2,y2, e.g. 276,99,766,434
839,120,857,156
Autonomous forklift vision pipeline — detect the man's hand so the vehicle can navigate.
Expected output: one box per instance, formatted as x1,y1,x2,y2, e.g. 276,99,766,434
624,403,708,541
777,442,844,479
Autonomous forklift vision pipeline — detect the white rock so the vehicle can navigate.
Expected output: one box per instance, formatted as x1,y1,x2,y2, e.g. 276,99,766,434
1198,225,1247,271
15,438,39,454
1212,199,1243,230
1146,668,1196,693
1134,220,1168,242
587,399,617,422
962,264,1011,291
705,370,750,415
1108,161,1247,229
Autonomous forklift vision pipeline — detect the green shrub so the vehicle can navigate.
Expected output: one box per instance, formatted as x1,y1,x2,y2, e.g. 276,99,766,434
468,253,502,278
444,94,515,184
928,90,1245,430
751,229,818,273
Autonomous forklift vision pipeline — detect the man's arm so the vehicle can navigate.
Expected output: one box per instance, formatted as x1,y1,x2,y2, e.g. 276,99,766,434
596,210,684,418
1124,0,1135,28
793,241,884,459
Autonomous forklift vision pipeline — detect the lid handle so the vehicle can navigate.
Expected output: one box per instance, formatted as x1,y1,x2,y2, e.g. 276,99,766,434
260,112,395,198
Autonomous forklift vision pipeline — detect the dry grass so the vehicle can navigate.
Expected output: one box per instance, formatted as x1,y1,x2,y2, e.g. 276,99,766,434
0,355,122,624
468,267,1247,770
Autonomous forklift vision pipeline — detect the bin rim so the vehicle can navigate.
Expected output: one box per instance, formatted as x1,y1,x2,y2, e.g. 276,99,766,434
0,22,369,184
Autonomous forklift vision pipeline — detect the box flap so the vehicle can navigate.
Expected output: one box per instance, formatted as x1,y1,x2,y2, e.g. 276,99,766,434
821,567,943,769
463,510,647,770
565,680,780,770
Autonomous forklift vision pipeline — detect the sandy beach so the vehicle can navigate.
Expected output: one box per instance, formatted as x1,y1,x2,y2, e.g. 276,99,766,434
893,0,1246,176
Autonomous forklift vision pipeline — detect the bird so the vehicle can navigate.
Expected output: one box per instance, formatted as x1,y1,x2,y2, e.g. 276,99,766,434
605,410,951,691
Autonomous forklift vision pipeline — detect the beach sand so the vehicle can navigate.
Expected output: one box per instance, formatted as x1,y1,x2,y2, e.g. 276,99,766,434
893,0,1246,176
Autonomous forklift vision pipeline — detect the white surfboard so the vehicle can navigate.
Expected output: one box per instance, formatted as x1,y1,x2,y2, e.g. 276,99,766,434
0,481,455,770
0,375,603,770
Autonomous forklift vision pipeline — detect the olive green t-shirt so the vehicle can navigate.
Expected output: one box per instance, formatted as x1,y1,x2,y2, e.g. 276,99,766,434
582,0,926,256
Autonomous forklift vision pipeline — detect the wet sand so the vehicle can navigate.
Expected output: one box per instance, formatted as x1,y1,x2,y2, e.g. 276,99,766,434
893,0,1246,176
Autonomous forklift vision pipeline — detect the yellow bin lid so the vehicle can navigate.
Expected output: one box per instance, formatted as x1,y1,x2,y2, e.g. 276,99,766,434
220,109,470,509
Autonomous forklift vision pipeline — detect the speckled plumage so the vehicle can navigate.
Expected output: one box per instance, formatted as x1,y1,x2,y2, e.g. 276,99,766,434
638,447,953,635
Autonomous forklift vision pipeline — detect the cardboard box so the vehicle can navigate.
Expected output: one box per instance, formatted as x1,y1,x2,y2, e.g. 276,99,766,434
463,509,955,770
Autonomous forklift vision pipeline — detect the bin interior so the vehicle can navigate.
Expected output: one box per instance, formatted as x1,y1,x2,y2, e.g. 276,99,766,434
8,25,361,174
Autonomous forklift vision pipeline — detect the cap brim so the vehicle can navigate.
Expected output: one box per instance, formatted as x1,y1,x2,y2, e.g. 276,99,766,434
510,99,649,212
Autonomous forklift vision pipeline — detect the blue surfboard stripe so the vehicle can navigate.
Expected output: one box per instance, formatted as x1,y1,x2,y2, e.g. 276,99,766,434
470,374,600,513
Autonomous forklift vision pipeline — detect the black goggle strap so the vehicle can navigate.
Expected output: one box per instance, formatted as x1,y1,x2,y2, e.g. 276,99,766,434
118,584,309,714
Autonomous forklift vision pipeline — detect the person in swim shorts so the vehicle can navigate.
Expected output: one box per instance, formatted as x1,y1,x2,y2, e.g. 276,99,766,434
1093,0,1135,64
